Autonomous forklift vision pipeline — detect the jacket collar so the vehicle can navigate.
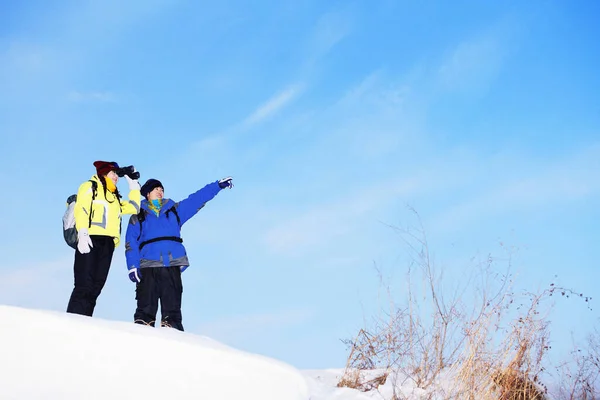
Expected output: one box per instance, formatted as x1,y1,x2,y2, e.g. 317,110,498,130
141,198,174,213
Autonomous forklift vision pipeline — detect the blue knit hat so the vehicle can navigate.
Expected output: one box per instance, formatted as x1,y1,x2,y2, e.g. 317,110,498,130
141,179,163,198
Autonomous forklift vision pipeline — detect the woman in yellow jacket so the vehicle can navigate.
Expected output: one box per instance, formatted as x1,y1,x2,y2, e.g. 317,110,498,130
66,160,141,317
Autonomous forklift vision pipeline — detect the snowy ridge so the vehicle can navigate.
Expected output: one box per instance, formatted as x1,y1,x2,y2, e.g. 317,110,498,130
0,305,308,400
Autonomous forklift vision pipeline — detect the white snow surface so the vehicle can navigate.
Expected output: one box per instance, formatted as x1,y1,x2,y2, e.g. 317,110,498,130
0,305,434,400
0,305,310,400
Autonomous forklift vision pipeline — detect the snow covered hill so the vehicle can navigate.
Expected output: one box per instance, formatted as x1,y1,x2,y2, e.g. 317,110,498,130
0,305,309,400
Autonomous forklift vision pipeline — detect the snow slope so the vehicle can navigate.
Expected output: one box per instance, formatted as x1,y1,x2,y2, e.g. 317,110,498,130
0,305,309,400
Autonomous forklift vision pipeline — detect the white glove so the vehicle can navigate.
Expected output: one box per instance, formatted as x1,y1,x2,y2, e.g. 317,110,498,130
77,228,93,254
124,174,140,191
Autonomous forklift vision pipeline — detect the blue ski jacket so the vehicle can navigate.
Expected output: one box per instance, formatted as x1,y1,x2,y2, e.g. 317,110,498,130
125,181,222,271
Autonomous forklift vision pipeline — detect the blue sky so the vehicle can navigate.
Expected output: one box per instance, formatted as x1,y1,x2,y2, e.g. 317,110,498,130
0,0,598,369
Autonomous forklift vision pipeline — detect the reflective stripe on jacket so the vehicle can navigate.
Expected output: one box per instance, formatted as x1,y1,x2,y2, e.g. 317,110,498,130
74,175,141,247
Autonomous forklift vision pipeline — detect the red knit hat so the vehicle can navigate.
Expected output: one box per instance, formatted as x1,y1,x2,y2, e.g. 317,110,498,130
94,161,119,176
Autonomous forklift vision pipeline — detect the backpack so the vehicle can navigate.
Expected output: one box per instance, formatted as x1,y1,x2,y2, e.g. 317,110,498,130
63,180,98,249
136,205,182,250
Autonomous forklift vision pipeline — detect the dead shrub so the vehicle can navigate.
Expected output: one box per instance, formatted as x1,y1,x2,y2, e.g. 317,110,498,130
553,326,600,399
492,368,547,400
339,209,594,400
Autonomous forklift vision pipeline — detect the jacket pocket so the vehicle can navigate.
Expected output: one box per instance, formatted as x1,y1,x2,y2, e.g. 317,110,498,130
90,201,108,229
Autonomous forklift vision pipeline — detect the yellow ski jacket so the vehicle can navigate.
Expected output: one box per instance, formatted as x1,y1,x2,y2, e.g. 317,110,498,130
74,175,141,247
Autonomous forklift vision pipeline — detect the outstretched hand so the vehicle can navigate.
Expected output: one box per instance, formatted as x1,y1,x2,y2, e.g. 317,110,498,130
218,176,233,189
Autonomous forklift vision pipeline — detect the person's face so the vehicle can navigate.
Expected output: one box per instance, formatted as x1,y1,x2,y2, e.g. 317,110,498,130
148,186,164,201
106,170,119,184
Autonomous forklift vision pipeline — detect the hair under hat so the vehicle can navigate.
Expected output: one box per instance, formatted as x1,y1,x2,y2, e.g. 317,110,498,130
141,178,164,198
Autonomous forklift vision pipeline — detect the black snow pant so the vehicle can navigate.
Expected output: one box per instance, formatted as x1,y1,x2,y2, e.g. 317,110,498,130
134,266,184,331
66,235,115,316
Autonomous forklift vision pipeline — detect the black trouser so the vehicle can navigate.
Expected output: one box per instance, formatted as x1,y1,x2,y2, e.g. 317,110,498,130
134,266,184,331
66,235,115,316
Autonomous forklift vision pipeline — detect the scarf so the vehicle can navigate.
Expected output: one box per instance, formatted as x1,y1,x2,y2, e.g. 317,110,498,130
147,199,164,216
104,176,117,193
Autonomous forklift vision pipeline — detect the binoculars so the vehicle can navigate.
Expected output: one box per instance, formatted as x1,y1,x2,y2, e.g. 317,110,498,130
116,165,140,180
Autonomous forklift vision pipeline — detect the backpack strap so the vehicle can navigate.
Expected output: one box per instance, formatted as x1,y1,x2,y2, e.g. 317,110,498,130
139,236,183,250
165,205,181,226
88,180,98,229
136,210,146,242
137,205,182,250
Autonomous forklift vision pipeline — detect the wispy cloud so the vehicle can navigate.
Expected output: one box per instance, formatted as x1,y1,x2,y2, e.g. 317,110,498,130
336,69,408,110
437,36,503,89
195,308,315,342
263,177,423,255
310,9,354,57
67,90,119,103
302,7,355,70
175,14,584,263
62,0,179,42
430,143,600,233
0,256,74,311
1,1,178,104
436,17,520,94
2,42,51,72
0,41,60,98
243,84,304,126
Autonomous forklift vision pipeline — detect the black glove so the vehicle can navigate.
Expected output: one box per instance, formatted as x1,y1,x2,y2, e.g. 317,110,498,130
218,176,233,189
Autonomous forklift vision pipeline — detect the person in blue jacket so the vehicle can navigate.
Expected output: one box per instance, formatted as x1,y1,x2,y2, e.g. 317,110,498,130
125,176,233,331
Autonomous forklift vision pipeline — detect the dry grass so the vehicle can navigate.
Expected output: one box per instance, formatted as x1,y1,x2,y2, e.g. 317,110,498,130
553,327,600,399
337,328,397,392
491,368,547,400
339,214,466,394
338,210,596,400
